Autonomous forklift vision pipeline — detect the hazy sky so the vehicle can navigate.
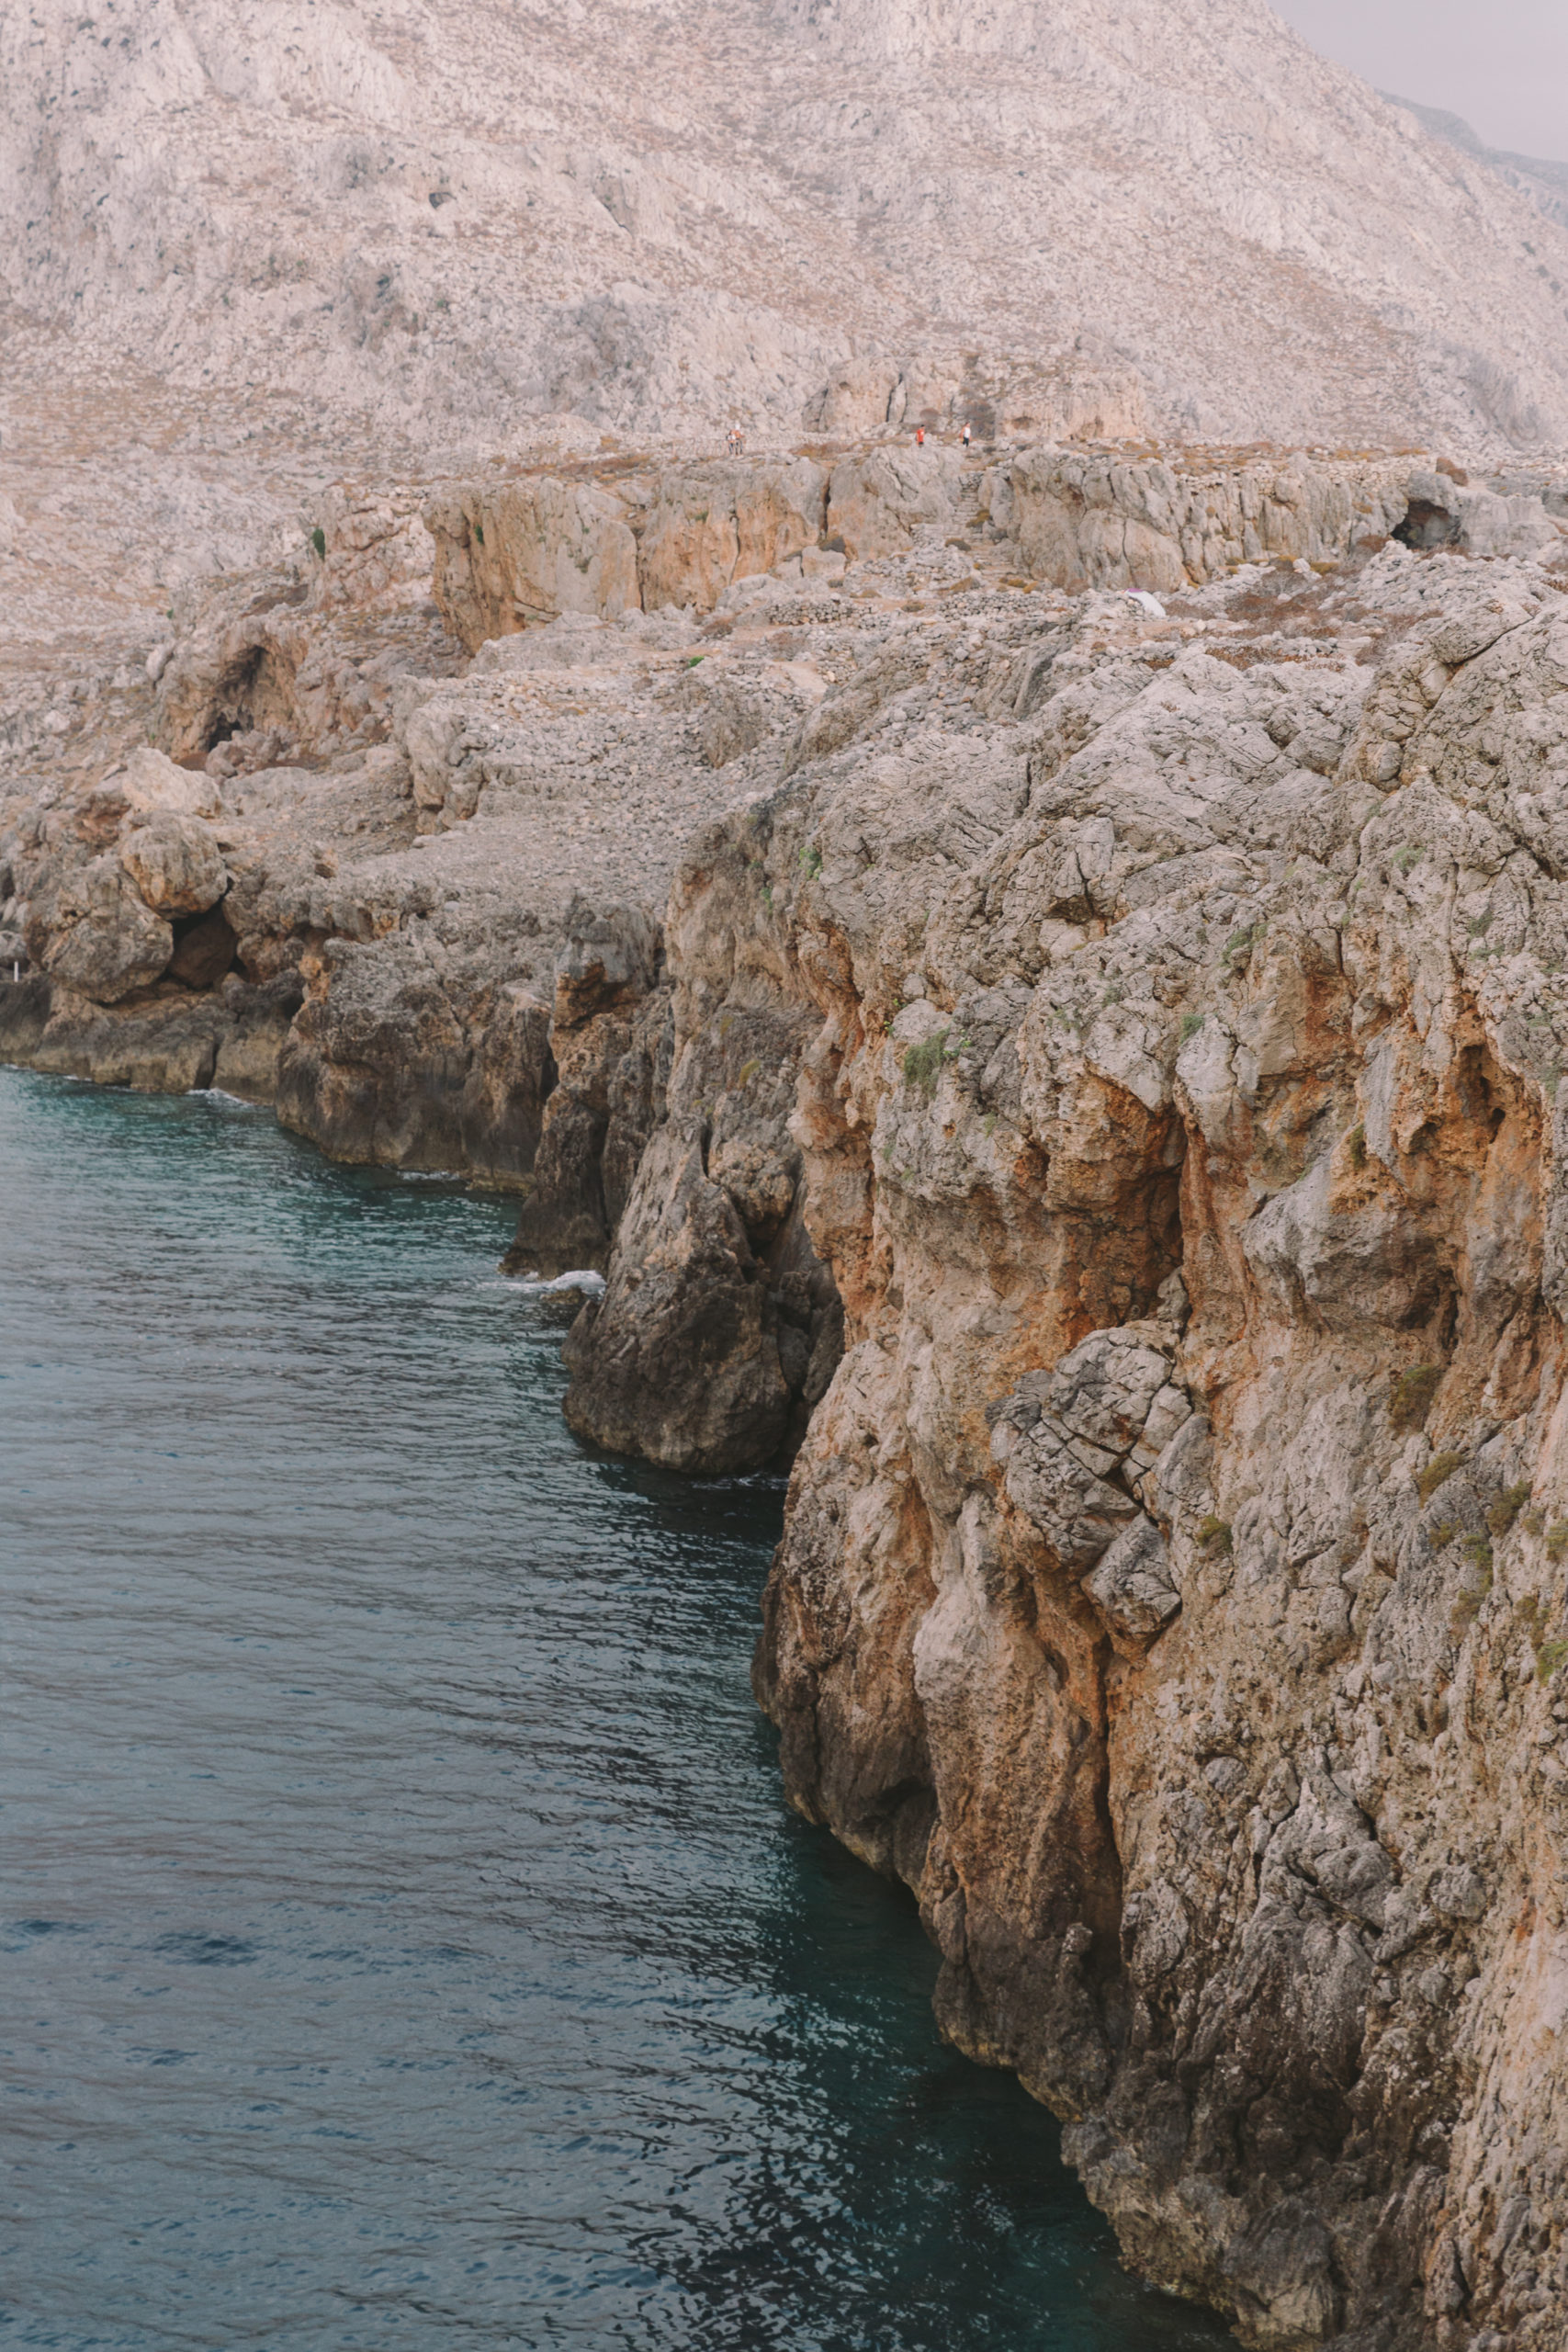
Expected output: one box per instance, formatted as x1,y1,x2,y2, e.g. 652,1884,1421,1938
1272,0,1568,161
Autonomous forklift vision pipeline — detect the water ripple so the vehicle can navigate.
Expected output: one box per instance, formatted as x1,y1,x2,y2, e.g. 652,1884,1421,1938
0,1069,1230,2352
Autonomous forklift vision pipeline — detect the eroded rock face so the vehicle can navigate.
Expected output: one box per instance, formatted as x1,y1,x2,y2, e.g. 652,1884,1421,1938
568,549,1568,2346
419,444,1568,638
39,856,174,1002
118,812,227,915
423,442,1568,639
559,838,843,1467
425,478,641,650
503,899,667,1272
992,1312,1192,1634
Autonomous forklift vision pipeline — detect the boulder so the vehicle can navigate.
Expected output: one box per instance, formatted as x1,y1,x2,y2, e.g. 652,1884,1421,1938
119,812,228,916
118,745,224,820
826,446,962,559
41,856,174,1002
1083,1514,1181,1640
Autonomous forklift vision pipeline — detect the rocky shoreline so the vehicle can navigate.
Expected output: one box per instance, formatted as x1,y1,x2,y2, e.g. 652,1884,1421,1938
9,439,1568,2348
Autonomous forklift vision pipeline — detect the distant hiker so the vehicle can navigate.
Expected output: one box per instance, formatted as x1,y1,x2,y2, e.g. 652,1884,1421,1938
915,425,926,447
961,421,972,450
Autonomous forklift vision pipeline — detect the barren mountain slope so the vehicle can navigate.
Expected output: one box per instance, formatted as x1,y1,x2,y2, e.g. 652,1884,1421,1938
1382,96,1568,235
5,0,1568,487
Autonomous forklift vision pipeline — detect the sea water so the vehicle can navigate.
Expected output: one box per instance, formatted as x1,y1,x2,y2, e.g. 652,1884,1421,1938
0,1068,1230,2350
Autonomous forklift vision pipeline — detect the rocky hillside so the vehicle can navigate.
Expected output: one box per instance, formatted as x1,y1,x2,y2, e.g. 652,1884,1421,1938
1383,96,1568,234
7,0,1568,504
10,0,1568,802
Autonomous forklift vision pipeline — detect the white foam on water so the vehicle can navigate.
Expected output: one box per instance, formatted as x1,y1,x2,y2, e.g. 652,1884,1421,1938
500,1268,606,1298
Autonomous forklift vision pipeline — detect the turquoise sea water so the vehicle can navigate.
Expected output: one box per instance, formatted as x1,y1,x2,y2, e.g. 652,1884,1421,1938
0,1067,1230,2351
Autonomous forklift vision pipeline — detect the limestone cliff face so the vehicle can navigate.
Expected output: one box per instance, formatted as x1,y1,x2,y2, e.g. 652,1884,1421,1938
12,2,1568,2324
15,435,1568,2343
426,459,830,650
422,447,1562,648
567,558,1568,2347
559,829,843,1472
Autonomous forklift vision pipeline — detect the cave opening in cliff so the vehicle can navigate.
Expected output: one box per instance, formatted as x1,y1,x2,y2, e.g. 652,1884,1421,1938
199,644,293,752
166,904,239,991
1393,498,1463,551
199,645,268,752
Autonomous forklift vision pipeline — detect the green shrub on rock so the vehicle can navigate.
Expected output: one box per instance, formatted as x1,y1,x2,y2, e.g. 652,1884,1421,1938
901,1031,949,1101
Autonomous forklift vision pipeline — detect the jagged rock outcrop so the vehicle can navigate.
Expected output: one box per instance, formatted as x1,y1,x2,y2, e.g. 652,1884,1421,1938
0,510,795,1182
559,831,843,1469
425,452,846,648
154,520,463,771
562,543,1568,2347
421,446,1568,642
503,899,667,1275
1005,450,1405,593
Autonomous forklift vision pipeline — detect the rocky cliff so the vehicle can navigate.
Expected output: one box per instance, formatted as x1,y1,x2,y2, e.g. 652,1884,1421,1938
11,447,1568,2346
10,3,1568,2340
424,443,1563,644
562,539,1568,2348
9,438,1554,1221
